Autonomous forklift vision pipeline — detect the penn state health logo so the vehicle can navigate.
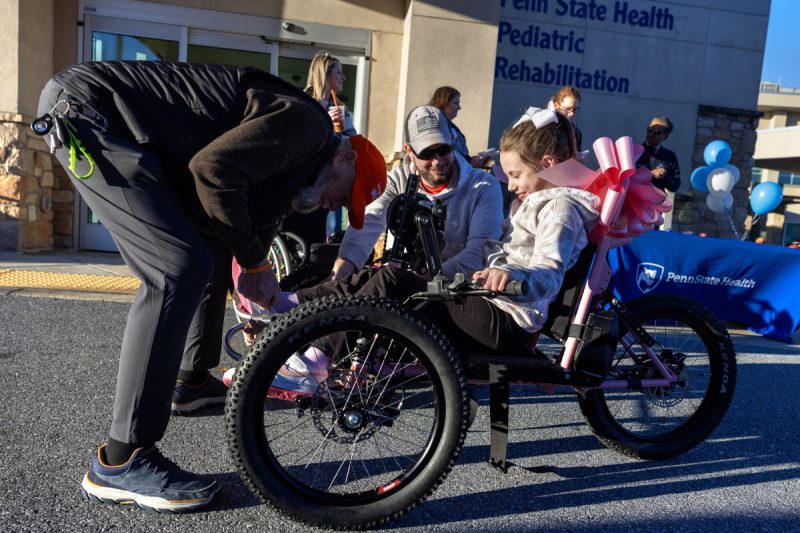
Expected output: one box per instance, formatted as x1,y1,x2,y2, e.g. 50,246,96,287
636,262,664,294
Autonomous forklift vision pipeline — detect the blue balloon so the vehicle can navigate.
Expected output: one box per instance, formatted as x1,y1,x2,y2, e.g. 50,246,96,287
749,181,783,215
690,166,711,192
704,140,732,168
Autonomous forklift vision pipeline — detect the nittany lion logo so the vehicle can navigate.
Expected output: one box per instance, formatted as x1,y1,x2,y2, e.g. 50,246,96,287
636,262,664,293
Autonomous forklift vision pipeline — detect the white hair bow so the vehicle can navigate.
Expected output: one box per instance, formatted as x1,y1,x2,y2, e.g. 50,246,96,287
513,106,558,129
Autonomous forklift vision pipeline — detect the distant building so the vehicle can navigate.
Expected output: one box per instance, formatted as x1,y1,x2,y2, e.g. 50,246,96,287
0,0,771,251
753,82,800,246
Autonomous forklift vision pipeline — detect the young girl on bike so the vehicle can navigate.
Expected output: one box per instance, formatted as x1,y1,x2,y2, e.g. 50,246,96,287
467,106,600,348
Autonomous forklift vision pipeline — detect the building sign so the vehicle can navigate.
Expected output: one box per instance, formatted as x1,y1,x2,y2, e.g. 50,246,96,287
489,0,770,187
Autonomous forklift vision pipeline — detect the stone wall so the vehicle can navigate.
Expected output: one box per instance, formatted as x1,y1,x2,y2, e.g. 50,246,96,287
0,113,73,251
671,105,760,239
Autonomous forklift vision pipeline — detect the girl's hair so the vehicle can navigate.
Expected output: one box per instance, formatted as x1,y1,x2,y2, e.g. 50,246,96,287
428,86,460,110
305,52,341,104
499,112,577,169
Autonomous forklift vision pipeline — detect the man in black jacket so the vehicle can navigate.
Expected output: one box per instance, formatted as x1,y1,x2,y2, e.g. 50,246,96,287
36,61,385,512
636,115,681,193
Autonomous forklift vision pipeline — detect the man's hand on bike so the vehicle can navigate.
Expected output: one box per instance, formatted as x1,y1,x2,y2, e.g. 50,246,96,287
329,257,358,281
237,268,281,310
472,267,511,292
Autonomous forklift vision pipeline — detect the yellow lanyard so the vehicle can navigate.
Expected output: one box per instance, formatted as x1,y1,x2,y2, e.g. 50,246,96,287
66,126,95,180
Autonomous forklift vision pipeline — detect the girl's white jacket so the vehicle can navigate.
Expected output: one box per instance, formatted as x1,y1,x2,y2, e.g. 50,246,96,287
486,187,600,332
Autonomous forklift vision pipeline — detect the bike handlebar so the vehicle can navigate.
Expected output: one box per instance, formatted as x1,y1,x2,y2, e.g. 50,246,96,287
407,274,528,306
502,279,528,296
467,279,528,297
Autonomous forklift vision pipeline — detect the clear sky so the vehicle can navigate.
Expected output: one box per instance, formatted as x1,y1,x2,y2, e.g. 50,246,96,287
761,0,800,88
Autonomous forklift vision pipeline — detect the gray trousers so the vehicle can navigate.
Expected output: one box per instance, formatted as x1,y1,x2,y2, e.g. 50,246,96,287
39,80,231,444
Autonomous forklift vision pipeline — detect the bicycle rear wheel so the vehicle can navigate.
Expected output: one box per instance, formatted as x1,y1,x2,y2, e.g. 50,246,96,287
268,235,292,282
578,295,736,460
225,296,468,529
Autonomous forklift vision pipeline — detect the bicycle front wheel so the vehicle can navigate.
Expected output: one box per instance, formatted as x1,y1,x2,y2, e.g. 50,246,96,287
225,296,468,529
578,295,736,460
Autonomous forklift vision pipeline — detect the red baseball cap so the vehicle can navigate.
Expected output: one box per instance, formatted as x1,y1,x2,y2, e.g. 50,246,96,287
347,135,387,229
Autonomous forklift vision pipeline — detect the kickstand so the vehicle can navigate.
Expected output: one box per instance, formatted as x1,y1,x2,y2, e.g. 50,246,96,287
488,363,512,472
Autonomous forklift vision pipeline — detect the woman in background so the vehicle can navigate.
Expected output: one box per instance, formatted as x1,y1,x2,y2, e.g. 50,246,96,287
429,86,490,169
305,52,357,236
548,85,583,151
305,52,356,137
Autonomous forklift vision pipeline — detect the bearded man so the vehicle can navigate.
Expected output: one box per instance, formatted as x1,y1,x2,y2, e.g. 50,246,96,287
329,105,503,281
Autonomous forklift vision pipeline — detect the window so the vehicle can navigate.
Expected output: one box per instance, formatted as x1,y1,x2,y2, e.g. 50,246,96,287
782,223,800,246
778,172,800,185
187,45,271,70
92,32,179,61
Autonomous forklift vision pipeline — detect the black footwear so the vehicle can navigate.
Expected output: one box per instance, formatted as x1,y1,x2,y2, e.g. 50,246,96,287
171,375,228,415
81,446,220,513
467,386,479,429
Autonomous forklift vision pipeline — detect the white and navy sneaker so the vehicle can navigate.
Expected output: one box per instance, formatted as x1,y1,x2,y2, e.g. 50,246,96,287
81,446,220,513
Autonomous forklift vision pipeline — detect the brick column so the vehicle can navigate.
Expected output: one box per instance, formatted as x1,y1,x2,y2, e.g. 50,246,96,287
0,112,74,251
671,106,760,239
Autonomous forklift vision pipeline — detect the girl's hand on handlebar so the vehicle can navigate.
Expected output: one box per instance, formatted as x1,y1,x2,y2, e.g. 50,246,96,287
472,267,511,292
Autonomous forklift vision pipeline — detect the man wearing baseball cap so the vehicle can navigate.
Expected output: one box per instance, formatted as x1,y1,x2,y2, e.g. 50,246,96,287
636,115,681,192
328,104,503,282
36,60,385,513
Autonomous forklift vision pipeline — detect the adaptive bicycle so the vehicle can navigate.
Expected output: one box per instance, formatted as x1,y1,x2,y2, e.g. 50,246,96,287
222,138,737,530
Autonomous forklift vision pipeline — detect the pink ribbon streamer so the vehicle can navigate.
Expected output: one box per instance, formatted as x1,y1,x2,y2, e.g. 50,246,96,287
586,136,672,242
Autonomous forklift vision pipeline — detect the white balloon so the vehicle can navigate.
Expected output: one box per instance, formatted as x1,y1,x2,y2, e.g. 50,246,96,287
723,191,733,210
707,167,736,196
706,192,732,213
725,164,741,185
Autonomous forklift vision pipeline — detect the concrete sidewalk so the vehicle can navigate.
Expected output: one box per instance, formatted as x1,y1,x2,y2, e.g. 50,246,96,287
0,250,137,302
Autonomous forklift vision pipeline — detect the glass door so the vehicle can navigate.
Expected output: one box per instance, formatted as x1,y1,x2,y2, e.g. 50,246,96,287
79,17,181,251
78,8,369,251
187,29,274,70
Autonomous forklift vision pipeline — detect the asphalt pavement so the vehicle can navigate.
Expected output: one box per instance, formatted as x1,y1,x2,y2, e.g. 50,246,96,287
1,289,799,532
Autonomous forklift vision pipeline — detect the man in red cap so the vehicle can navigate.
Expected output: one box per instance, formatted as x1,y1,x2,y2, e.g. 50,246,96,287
36,60,385,513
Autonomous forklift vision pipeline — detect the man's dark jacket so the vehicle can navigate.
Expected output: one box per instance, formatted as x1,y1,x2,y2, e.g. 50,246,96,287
636,143,681,193
52,61,339,266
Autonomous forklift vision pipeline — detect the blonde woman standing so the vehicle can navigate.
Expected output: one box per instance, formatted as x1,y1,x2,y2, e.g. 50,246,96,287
305,52,358,236
305,52,356,136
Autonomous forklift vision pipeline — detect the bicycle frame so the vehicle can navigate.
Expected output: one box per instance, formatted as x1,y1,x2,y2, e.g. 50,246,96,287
560,232,680,392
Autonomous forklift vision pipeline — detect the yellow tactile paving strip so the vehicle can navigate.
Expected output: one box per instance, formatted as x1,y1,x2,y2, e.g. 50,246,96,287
0,268,140,294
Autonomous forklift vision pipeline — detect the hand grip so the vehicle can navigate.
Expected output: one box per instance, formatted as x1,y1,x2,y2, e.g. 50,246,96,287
503,280,528,296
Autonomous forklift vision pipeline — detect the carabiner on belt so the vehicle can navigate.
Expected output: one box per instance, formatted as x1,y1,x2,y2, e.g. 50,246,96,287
31,97,95,180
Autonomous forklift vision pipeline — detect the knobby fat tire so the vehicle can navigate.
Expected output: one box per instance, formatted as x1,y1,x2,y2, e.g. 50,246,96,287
578,294,737,460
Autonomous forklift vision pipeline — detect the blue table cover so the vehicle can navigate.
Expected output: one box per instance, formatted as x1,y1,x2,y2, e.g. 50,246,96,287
608,231,800,343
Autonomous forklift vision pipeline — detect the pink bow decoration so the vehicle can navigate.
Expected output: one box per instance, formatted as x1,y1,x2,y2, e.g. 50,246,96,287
587,136,672,242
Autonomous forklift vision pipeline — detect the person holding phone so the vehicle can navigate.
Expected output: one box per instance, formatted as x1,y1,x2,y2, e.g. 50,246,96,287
636,116,681,193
